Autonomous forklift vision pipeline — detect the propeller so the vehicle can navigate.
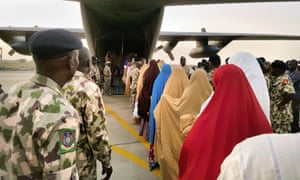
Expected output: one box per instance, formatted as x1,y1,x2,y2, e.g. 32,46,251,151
154,44,163,52
154,40,178,61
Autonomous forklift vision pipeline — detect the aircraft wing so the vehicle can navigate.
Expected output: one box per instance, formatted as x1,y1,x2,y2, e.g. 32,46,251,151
157,31,300,58
161,0,300,6
0,26,85,55
1,26,300,58
159,31,300,41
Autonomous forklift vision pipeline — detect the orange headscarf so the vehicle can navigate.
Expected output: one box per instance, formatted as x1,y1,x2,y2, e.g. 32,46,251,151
154,69,212,180
162,67,189,98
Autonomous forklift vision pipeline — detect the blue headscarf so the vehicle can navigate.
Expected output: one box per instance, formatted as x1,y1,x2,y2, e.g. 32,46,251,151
149,64,172,144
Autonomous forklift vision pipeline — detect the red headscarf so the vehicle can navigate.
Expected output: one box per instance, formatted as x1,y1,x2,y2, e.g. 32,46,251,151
178,64,273,180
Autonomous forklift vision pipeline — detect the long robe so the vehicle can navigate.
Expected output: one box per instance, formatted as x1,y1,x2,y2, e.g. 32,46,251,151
138,60,160,140
136,63,148,102
154,69,212,180
148,64,172,170
218,133,300,180
229,51,270,123
162,67,189,98
149,64,172,144
153,67,188,170
179,64,273,180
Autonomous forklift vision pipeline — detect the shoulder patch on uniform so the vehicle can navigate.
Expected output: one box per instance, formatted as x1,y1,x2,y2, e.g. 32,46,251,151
58,129,76,154
282,79,289,84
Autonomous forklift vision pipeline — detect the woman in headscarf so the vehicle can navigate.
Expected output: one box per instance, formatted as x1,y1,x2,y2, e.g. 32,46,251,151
148,63,172,171
132,58,148,124
153,67,189,164
178,64,273,180
162,67,189,98
138,60,160,140
154,69,212,180
228,51,270,123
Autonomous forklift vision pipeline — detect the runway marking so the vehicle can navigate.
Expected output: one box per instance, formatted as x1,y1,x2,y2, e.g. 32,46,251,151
105,104,149,149
105,104,161,177
112,145,160,177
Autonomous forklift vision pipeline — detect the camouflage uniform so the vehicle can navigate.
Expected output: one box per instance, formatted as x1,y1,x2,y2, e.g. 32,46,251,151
103,64,112,95
129,65,140,110
0,74,80,179
63,71,112,180
89,63,101,85
207,69,215,87
269,74,295,133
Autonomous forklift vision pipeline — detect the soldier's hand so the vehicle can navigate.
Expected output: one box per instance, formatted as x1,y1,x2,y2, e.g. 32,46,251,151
101,166,113,180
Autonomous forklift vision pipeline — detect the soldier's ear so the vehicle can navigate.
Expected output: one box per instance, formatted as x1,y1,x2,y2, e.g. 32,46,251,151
68,51,79,71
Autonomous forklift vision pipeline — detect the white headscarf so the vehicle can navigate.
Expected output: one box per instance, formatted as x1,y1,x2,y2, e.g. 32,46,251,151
229,51,270,123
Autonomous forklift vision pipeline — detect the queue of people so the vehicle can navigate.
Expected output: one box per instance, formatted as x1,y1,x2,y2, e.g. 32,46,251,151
1,28,300,180
123,52,300,180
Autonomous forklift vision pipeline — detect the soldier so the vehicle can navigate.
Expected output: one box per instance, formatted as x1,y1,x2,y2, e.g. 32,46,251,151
269,60,295,133
103,61,112,95
63,47,113,180
90,56,101,86
0,29,82,179
207,54,221,88
180,56,189,77
129,59,142,111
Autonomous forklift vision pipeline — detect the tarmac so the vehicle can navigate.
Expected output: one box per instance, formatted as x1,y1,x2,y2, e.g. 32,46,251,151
101,95,160,180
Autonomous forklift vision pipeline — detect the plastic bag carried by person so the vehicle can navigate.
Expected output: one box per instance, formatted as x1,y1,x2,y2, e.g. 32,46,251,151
133,101,140,118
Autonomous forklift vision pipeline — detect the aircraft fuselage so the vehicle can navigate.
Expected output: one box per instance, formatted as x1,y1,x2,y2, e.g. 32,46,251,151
80,0,165,60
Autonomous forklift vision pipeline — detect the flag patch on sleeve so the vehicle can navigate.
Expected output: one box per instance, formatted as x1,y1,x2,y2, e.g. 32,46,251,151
58,129,76,154
282,79,289,84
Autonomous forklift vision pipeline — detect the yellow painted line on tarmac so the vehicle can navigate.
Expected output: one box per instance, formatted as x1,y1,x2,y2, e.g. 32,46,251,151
105,104,161,177
112,145,160,177
104,104,149,149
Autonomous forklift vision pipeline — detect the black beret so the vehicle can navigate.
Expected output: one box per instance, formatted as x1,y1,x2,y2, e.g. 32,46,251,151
271,60,287,71
29,29,82,59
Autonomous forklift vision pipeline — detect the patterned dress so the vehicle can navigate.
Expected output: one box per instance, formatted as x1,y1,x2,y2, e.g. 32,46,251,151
269,74,295,133
63,71,111,179
0,74,80,179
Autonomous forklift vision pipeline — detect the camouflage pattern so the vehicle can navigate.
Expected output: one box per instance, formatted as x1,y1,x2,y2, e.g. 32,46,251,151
89,63,101,85
207,69,215,87
0,74,80,179
129,66,140,110
269,74,295,133
63,71,112,179
103,64,112,95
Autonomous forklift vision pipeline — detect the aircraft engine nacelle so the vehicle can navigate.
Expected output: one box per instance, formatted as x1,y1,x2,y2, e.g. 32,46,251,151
189,45,220,58
11,41,30,55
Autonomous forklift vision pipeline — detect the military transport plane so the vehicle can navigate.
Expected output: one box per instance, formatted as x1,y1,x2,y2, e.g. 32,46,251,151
1,0,300,61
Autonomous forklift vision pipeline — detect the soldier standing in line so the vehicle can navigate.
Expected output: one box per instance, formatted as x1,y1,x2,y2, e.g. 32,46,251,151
129,59,142,111
103,61,112,95
63,47,113,180
0,29,82,179
207,54,221,88
90,56,101,86
269,60,295,133
180,56,189,77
